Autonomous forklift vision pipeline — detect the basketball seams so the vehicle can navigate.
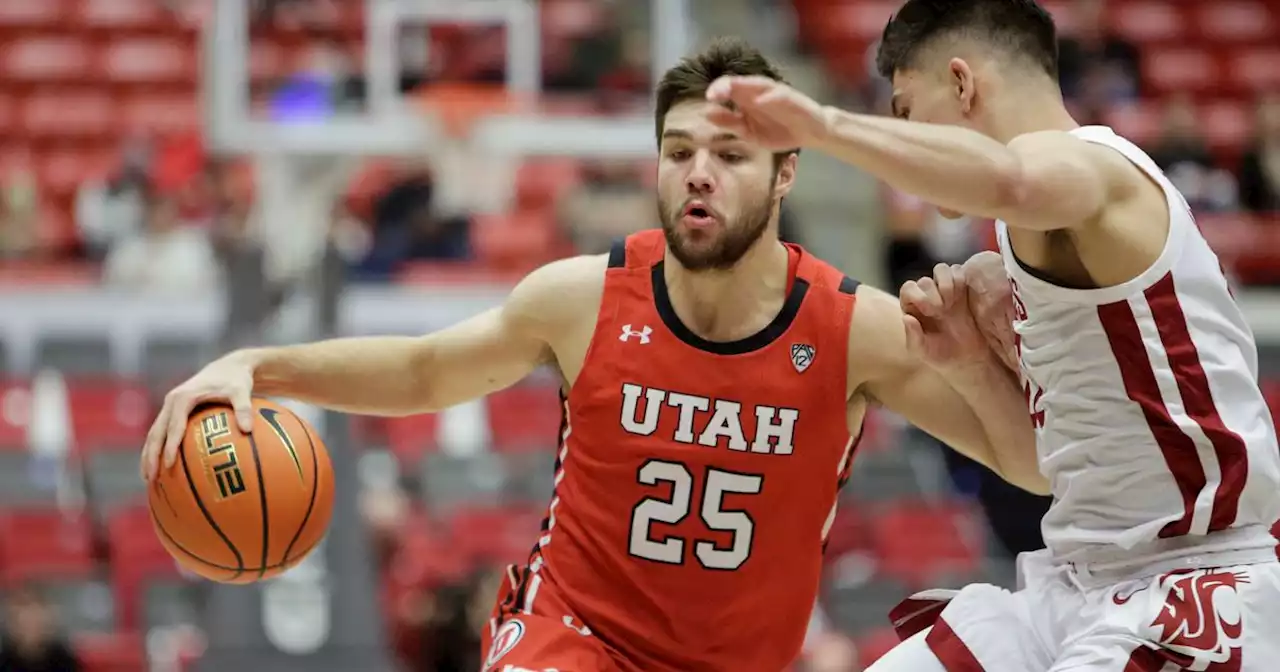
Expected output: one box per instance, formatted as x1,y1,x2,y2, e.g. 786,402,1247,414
277,418,322,567
178,423,246,578
154,402,332,583
246,429,271,581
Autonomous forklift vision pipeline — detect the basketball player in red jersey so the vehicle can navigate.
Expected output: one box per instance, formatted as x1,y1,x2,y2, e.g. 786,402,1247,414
141,39,1044,672
706,1,1280,670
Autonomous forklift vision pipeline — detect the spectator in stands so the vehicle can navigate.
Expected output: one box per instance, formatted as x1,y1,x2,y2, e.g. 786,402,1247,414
103,194,222,294
75,136,153,261
1149,95,1238,213
1057,0,1140,109
352,164,472,280
0,154,38,261
559,160,655,255
0,585,81,672
0,149,40,262
1238,93,1280,214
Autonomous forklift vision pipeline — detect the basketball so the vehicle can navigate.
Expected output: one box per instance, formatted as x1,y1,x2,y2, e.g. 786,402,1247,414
147,399,335,583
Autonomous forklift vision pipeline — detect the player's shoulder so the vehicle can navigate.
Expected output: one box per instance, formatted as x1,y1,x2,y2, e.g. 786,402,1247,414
510,253,609,309
1008,128,1152,195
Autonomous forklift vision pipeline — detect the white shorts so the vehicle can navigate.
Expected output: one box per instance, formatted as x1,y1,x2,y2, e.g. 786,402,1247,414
881,549,1280,671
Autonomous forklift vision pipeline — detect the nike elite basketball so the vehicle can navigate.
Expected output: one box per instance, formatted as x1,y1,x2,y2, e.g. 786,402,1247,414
148,399,335,583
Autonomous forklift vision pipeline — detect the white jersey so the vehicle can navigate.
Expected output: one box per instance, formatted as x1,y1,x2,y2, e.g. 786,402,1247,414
996,126,1280,566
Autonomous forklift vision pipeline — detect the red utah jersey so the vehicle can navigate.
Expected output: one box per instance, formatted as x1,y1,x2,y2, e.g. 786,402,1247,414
503,230,863,671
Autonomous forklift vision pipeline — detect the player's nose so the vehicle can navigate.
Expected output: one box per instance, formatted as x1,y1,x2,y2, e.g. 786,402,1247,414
685,153,716,194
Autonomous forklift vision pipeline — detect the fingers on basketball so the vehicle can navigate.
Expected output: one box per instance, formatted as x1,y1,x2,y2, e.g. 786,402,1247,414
148,399,335,584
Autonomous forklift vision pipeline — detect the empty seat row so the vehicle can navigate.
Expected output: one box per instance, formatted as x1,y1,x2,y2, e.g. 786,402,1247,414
796,0,1277,45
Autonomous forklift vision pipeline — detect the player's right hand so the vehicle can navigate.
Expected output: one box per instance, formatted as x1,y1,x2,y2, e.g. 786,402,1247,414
141,352,257,482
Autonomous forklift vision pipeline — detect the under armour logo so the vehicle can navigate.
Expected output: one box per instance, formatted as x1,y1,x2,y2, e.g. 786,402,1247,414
620,324,652,344
790,343,815,373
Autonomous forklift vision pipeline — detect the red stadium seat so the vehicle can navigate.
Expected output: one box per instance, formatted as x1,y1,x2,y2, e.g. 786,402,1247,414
1110,1,1185,43
1231,48,1280,93
385,413,440,467
66,379,151,449
1141,48,1220,95
1,37,95,83
388,526,471,589
854,628,902,668
1200,99,1250,152
471,211,558,270
38,149,117,199
249,39,289,83
76,0,176,31
1039,2,1075,34
541,0,606,40
0,1,70,29
1101,102,1161,147
443,504,543,566
102,38,197,84
22,90,116,139
105,505,183,630
120,94,200,136
514,158,582,212
870,500,980,588
0,509,95,583
1189,2,1274,42
74,632,146,672
485,384,563,454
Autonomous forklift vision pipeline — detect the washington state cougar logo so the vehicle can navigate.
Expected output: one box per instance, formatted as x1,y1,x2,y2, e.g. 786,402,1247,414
1148,569,1249,668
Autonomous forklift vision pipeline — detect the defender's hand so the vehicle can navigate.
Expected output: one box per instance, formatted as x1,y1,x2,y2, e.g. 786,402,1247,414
141,352,257,482
900,263,989,368
704,75,828,151
962,251,1018,372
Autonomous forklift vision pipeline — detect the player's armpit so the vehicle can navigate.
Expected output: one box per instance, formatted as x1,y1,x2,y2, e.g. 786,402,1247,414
996,130,1136,232
850,289,1048,494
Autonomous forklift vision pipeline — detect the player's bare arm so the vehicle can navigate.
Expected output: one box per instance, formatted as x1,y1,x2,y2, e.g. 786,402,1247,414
706,76,1168,252
141,254,607,480
847,273,1047,494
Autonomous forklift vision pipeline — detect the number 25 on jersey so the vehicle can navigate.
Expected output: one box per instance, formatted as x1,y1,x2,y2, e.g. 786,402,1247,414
628,459,764,570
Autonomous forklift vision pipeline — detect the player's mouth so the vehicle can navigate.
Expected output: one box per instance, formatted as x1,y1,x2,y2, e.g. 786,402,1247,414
681,201,719,229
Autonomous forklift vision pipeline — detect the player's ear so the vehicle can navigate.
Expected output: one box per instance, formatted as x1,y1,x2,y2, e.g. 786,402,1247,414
948,57,975,114
772,152,798,198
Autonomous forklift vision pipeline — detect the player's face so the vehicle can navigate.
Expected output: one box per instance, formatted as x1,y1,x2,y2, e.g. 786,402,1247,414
657,100,796,271
890,65,978,219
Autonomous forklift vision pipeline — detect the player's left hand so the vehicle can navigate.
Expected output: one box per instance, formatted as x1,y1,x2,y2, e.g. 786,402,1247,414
962,251,1019,372
900,263,990,369
705,76,829,151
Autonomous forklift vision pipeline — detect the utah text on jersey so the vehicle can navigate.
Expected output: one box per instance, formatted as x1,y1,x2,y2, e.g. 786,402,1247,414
619,383,799,455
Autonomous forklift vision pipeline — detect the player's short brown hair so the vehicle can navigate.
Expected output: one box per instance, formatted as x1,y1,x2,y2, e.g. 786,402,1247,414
654,37,796,163
876,0,1059,80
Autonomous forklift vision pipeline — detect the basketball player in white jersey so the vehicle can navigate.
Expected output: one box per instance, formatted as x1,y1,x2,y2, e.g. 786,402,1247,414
705,0,1280,669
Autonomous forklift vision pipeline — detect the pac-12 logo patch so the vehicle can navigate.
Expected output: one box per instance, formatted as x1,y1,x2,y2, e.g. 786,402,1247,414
790,343,815,373
486,618,525,667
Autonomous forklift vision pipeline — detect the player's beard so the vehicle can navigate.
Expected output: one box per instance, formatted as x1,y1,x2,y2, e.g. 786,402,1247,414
659,187,774,272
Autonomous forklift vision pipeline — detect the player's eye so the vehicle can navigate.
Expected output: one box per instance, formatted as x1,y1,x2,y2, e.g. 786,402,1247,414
719,152,744,163
667,149,691,161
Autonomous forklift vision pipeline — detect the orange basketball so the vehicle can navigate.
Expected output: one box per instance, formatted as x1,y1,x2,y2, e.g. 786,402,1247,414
148,399,335,583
